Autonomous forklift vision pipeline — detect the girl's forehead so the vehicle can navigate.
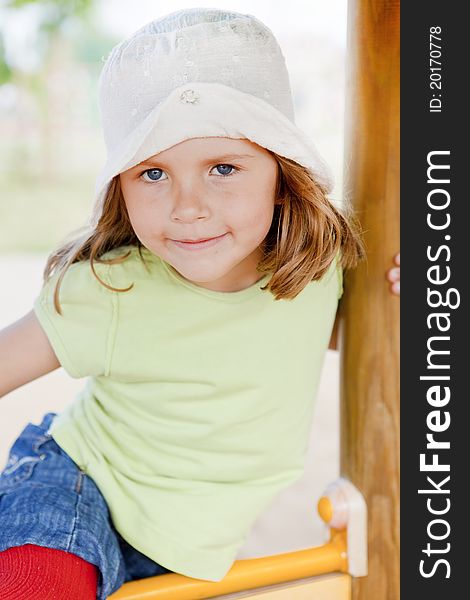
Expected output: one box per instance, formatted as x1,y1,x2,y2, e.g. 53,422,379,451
142,137,267,162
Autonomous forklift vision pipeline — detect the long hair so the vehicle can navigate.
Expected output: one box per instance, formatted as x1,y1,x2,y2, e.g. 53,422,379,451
44,153,365,311
259,154,365,299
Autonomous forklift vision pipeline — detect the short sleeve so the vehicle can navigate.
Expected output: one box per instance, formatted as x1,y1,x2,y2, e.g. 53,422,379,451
33,261,115,378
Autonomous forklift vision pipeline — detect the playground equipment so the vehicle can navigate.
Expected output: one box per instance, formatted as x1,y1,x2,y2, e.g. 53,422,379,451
110,0,400,597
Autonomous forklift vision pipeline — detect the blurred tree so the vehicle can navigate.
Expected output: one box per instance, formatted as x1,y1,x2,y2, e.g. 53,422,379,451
5,0,94,27
0,0,121,251
0,33,13,84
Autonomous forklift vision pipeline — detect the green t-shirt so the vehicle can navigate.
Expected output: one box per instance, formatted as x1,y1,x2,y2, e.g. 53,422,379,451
34,245,342,581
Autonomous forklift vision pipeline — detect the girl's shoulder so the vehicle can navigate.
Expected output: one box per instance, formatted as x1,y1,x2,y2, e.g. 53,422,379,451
41,245,156,301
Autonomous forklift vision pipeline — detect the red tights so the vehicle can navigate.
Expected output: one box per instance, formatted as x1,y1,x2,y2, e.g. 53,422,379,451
0,544,98,599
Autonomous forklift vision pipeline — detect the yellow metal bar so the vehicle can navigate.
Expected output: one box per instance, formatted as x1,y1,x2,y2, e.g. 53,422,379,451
109,532,347,600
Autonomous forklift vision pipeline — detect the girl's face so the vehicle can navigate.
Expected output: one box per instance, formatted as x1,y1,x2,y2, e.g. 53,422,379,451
120,137,278,292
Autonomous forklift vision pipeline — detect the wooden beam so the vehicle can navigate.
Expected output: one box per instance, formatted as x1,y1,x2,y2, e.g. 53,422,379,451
340,1,400,599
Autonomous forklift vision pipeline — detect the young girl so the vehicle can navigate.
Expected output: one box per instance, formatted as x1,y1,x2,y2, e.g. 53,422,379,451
0,8,396,600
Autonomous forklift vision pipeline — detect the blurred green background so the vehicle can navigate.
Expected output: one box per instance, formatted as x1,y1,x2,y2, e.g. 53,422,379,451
0,0,347,254
0,0,117,252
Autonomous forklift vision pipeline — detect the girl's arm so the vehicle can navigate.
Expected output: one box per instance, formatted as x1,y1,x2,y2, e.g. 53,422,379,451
0,310,60,399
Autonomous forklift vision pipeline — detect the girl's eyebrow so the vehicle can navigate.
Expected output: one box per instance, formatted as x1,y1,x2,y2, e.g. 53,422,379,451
138,153,256,167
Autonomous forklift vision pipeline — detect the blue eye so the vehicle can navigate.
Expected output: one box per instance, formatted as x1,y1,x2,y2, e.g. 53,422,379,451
142,168,167,182
213,164,235,176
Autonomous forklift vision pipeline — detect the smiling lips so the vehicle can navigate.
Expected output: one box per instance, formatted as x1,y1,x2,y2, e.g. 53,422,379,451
170,232,228,250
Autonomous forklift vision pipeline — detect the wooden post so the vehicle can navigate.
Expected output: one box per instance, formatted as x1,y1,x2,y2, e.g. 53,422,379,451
340,1,400,599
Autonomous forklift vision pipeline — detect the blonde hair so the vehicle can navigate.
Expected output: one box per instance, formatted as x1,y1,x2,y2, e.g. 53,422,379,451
44,153,364,311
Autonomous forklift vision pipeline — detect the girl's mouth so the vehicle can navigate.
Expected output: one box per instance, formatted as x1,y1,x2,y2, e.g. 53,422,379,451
170,232,228,250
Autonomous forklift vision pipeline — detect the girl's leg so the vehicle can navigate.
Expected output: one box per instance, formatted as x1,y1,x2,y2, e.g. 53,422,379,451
0,544,99,600
0,414,126,598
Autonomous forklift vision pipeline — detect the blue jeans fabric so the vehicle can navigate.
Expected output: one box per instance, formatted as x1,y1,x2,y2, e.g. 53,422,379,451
0,412,171,599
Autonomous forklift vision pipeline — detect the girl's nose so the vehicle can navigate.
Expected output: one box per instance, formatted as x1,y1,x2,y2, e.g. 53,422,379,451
170,186,210,223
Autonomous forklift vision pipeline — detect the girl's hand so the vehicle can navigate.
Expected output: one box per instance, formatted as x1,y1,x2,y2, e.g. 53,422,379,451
386,252,400,295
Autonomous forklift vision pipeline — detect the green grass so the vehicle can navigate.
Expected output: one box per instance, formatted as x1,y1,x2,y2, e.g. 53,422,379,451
0,175,95,253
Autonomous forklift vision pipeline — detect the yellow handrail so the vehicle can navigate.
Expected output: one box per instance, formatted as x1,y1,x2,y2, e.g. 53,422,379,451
109,530,347,600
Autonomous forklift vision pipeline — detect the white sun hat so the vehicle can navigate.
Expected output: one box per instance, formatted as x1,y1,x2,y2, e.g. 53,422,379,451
93,7,333,219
